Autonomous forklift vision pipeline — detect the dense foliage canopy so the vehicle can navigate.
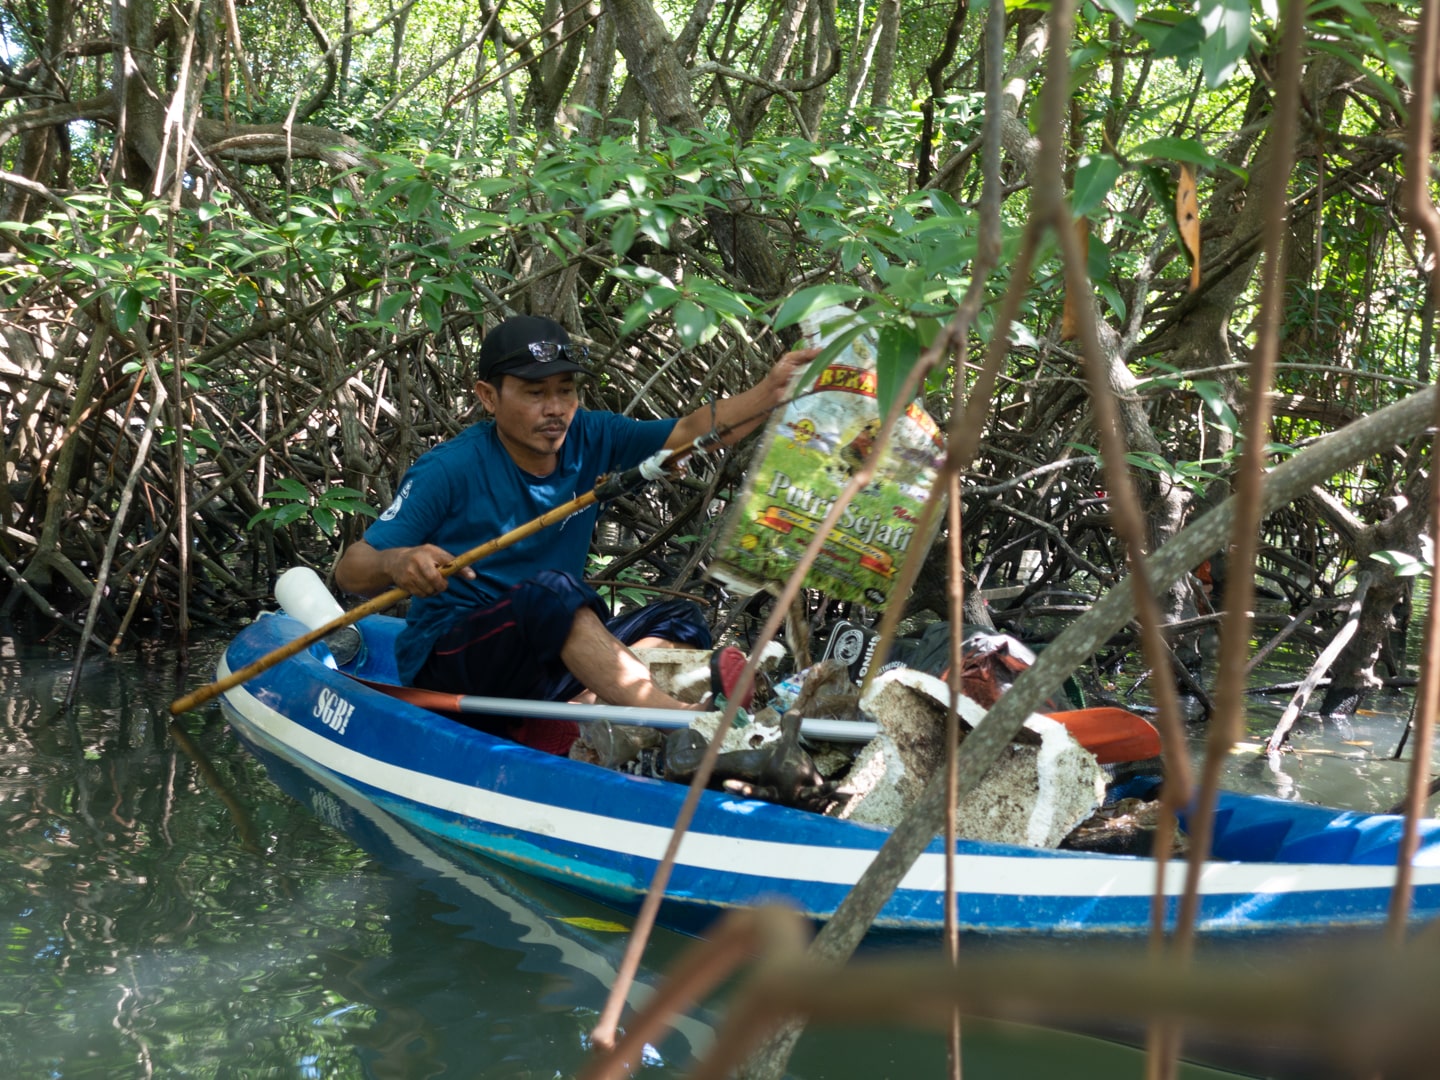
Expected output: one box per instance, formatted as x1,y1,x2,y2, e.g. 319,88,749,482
0,0,1432,702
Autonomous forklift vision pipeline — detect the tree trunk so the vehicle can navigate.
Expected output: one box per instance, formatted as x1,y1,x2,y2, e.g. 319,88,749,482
114,0,168,185
573,7,618,140
734,0,809,139
867,0,901,110
1320,466,1433,714
798,0,826,136
605,0,787,297
531,0,594,132
842,3,884,115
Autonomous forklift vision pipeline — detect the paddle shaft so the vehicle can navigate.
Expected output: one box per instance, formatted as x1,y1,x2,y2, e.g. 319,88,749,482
362,679,1159,760
392,684,880,742
169,486,604,714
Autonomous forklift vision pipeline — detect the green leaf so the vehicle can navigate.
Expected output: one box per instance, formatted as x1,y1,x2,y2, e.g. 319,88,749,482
1072,153,1122,218
1144,14,1205,60
1197,0,1252,87
617,285,681,336
875,323,920,424
687,276,752,313
377,291,409,326
264,477,311,502
190,428,220,452
420,291,443,334
672,299,714,348
1087,234,1112,281
325,485,371,500
273,503,310,527
1138,164,1183,250
1130,137,1220,170
312,507,337,536
1093,0,1137,24
114,287,142,332
322,498,379,518
776,162,807,198
1194,379,1240,434
772,285,869,331
1098,281,1127,323
610,213,637,257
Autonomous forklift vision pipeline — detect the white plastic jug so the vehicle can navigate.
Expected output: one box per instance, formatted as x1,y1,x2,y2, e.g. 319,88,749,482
275,566,363,666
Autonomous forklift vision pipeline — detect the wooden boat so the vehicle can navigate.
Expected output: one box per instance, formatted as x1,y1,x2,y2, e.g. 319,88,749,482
217,611,1440,937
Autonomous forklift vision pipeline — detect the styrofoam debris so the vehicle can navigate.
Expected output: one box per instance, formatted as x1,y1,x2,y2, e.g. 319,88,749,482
632,648,714,703
836,668,1104,848
687,708,784,752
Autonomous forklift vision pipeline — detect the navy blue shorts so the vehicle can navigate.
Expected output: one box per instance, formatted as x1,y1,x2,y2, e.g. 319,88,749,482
413,569,712,703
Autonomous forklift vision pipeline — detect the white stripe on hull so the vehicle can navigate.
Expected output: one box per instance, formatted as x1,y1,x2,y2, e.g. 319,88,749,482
222,663,1438,903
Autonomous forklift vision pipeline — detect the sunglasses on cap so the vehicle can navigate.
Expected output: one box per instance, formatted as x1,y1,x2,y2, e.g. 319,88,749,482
497,341,590,366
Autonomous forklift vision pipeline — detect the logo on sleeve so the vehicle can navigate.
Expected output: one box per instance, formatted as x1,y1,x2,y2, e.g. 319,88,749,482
380,480,412,522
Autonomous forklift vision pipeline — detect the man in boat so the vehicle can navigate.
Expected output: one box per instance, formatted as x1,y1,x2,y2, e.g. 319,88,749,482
335,314,815,753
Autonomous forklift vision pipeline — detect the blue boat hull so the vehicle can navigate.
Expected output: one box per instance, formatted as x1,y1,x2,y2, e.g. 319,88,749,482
218,612,1440,936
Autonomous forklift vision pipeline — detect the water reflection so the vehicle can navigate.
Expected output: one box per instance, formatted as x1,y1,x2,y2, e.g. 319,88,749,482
1,628,713,1077
5,623,1429,1078
1194,680,1433,812
234,731,717,1075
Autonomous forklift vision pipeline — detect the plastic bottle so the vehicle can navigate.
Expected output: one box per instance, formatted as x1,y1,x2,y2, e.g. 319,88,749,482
274,566,363,667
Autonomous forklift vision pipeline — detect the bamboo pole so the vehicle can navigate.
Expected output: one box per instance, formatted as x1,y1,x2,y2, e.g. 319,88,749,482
168,484,605,714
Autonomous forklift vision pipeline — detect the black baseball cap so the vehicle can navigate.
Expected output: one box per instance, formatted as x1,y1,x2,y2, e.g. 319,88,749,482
475,315,591,382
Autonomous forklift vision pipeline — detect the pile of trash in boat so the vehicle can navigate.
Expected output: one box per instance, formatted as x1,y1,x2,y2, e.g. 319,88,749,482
566,623,1172,856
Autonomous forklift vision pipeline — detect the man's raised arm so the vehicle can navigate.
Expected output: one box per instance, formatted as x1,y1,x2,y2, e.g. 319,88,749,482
665,346,819,451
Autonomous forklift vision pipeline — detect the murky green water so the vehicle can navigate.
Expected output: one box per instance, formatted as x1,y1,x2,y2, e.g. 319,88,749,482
3,621,1428,1078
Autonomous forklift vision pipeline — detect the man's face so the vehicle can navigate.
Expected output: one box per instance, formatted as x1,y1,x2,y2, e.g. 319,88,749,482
476,372,580,470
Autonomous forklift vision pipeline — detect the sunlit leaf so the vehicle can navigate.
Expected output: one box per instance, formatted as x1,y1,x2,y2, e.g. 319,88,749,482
1093,0,1137,24
773,285,869,331
1370,550,1430,577
672,298,714,348
1072,153,1122,218
1197,0,1252,87
1131,137,1220,170
1194,380,1239,434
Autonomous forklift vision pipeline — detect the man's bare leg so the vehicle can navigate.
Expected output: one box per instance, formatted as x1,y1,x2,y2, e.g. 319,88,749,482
561,608,701,710
569,635,683,704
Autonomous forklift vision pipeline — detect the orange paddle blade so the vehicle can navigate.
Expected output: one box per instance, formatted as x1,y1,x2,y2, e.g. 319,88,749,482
1044,707,1162,765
